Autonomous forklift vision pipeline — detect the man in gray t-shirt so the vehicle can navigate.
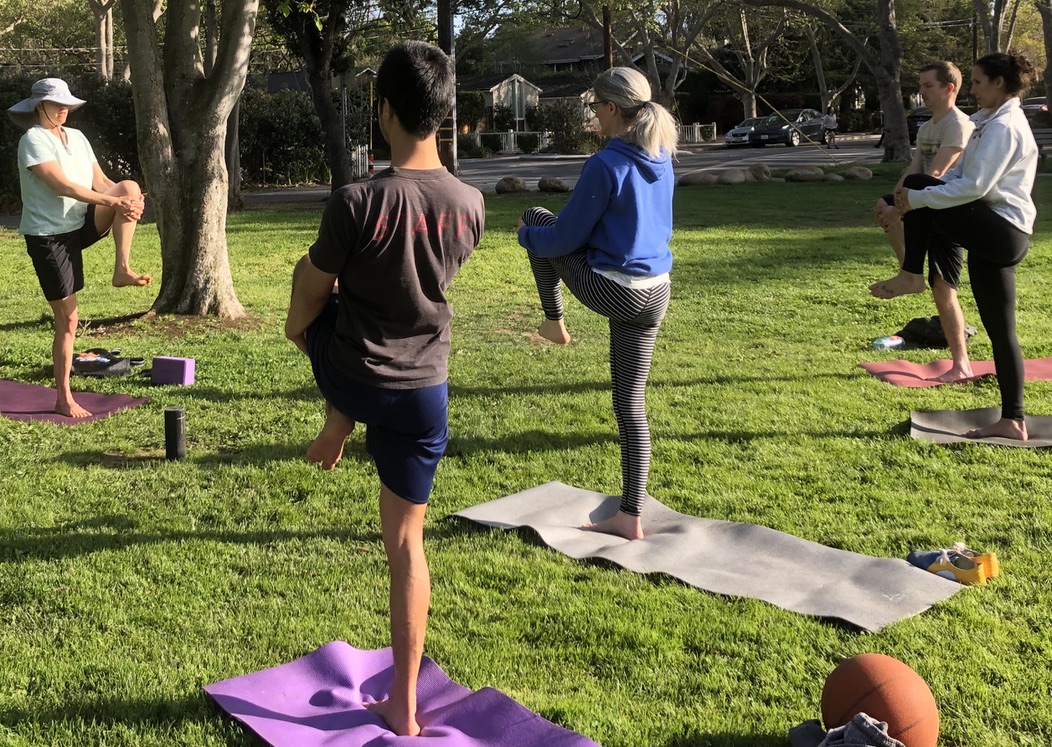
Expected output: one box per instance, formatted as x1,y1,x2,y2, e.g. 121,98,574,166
871,61,976,383
284,42,484,738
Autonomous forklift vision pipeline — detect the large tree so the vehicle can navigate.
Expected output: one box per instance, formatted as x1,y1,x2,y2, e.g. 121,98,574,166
264,0,356,189
86,0,116,79
1038,0,1052,110
974,0,1024,52
744,0,912,161
119,0,256,316
574,0,723,104
694,6,790,119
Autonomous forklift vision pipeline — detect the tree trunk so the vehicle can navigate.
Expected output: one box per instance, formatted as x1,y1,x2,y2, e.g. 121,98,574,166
120,0,255,317
306,67,353,188
874,0,910,161
151,123,243,315
742,91,758,118
227,100,243,210
88,0,116,79
1038,0,1052,106
742,0,910,161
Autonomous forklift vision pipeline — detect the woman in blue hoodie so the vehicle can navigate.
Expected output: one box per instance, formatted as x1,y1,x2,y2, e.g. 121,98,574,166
517,67,678,540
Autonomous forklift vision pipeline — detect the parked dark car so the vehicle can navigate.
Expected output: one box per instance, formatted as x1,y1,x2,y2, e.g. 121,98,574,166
1022,96,1048,122
748,109,826,147
906,107,933,145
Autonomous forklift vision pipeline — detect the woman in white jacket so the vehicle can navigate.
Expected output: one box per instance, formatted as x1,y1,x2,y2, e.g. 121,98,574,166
870,50,1039,441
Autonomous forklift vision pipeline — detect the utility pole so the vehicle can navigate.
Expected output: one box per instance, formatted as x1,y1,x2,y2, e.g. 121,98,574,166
437,0,457,175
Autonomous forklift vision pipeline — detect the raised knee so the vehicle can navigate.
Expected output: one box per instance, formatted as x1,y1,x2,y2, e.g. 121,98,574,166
117,180,142,198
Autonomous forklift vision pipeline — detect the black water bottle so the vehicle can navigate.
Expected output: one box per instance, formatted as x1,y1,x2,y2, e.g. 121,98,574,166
164,406,187,460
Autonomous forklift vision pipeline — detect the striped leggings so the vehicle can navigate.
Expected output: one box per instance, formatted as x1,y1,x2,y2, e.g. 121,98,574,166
522,207,671,516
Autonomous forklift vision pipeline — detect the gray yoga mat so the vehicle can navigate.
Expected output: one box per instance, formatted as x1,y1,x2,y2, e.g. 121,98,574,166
456,482,962,632
910,407,1052,448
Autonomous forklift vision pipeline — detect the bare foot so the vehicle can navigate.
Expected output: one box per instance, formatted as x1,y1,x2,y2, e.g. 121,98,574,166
582,510,644,540
112,270,152,288
305,402,356,469
537,318,571,344
965,417,1028,441
869,271,926,299
365,697,421,737
931,363,976,384
56,398,92,419
876,203,901,231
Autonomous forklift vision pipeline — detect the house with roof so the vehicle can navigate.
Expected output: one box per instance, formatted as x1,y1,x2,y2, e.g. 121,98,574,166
457,72,542,131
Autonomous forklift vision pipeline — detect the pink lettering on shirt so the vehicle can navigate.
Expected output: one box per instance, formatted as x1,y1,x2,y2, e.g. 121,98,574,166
456,214,471,239
373,215,389,241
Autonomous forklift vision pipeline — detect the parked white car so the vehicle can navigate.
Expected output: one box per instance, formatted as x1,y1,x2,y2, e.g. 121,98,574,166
724,116,764,147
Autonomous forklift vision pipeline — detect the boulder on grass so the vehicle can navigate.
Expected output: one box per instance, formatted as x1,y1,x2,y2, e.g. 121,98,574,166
785,165,826,182
843,166,874,181
823,174,846,182
717,168,747,185
495,176,527,194
538,176,570,193
679,170,718,186
748,163,772,182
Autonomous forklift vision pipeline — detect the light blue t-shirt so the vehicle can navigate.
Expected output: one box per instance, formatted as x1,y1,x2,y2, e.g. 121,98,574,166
17,125,97,236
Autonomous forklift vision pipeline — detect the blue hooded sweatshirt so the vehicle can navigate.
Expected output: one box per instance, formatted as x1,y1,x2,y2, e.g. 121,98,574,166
517,138,673,276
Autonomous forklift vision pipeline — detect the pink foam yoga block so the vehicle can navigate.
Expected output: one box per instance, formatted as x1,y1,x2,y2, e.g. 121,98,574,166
152,356,195,385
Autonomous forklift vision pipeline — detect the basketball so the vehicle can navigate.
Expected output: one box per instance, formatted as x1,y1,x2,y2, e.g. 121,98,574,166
821,653,939,747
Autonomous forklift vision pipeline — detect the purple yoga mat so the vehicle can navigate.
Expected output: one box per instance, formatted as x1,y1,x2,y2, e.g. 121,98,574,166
0,379,149,424
859,357,1052,388
204,641,599,746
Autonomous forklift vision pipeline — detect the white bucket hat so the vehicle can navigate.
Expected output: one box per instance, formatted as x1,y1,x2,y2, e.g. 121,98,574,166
7,78,87,131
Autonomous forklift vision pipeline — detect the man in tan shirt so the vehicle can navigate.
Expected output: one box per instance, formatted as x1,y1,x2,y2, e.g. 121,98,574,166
871,61,975,382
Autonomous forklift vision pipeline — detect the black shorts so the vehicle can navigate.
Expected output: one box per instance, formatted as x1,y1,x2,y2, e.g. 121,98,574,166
25,205,108,302
885,176,964,289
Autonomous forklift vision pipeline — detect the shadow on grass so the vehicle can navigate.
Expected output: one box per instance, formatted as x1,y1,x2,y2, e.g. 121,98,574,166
0,511,482,563
0,315,51,332
79,310,152,330
656,733,789,747
0,692,253,741
450,370,860,400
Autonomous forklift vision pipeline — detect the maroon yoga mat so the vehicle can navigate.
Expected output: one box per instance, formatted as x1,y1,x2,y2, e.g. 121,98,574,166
0,379,149,424
859,357,1052,388
204,641,599,746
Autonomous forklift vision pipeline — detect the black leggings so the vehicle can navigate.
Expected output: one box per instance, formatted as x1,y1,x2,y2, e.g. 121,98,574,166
901,173,1030,419
522,207,671,516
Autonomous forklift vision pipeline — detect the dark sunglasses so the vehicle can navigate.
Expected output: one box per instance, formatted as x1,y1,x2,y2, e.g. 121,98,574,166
587,100,610,112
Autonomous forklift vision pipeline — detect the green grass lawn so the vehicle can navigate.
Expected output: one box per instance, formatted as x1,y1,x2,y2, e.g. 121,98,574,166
1,168,1050,746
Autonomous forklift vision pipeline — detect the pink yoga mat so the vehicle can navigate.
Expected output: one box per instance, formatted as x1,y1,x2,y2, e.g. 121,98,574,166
204,641,599,746
0,379,149,424
859,357,1052,388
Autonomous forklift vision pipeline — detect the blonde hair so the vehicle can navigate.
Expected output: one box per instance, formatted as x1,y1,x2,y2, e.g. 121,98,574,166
592,67,679,158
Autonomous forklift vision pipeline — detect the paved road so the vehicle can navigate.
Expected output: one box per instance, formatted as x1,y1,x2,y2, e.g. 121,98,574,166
0,134,885,224
242,134,885,205
455,134,884,193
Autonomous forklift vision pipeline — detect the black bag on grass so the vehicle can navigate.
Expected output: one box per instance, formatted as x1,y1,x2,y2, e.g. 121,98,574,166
895,316,977,349
72,348,131,377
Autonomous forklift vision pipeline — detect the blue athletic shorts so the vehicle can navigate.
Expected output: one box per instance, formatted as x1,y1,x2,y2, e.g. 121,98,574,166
306,296,448,504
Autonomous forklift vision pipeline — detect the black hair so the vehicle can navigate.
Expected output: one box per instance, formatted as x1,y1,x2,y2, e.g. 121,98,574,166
375,41,454,138
975,50,1035,97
